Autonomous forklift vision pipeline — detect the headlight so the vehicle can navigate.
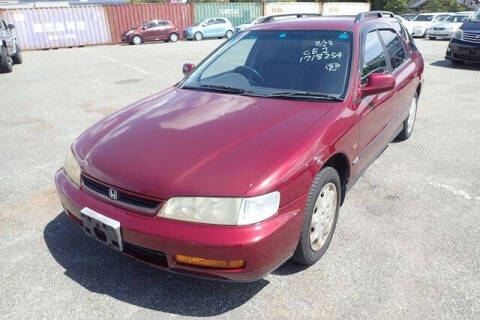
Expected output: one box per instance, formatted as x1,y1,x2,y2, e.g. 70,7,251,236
158,191,280,225
126,30,134,36
64,148,81,186
453,29,462,39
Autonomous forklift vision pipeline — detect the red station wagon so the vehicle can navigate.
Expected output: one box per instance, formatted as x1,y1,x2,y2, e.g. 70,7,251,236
121,19,179,45
56,12,424,282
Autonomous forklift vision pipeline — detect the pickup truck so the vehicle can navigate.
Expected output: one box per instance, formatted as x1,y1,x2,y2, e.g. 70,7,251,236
0,18,22,73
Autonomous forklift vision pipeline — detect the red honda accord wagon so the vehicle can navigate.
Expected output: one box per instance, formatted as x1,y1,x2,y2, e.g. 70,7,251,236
55,12,424,282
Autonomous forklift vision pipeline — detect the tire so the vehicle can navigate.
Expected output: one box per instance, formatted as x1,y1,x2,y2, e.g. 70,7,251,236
194,32,203,41
131,35,142,45
293,167,341,266
0,46,13,73
225,30,233,39
12,43,22,64
169,33,178,43
396,94,418,142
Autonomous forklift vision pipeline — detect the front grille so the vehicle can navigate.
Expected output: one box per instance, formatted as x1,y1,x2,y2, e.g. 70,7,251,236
123,242,168,267
433,27,445,31
462,31,480,43
82,175,161,212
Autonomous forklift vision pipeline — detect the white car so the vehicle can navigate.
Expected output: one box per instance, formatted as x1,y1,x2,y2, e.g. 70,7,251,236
395,15,413,35
235,17,265,33
426,12,475,40
410,12,454,37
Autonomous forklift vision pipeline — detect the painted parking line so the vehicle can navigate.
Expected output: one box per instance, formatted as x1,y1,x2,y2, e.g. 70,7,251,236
90,51,170,83
429,181,480,205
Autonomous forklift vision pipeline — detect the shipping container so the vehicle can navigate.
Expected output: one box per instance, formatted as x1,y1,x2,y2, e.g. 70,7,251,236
0,6,112,50
321,2,371,16
104,3,193,43
263,2,321,17
194,3,262,27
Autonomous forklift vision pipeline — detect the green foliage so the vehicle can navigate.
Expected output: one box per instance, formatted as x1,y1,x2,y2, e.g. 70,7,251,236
423,0,468,12
370,0,407,14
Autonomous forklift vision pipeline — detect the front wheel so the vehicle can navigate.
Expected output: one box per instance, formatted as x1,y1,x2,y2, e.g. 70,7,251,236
131,35,142,45
225,30,233,39
194,32,203,41
12,43,22,64
0,46,13,73
169,33,178,43
396,95,418,142
293,167,341,266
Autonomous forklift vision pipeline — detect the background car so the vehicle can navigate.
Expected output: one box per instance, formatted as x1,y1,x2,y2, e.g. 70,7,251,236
0,18,22,73
410,12,454,37
183,18,234,41
401,13,417,21
395,15,413,35
235,16,264,33
426,12,475,40
445,10,480,65
121,20,179,45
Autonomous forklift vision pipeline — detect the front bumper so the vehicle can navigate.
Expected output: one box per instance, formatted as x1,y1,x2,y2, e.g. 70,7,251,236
183,30,194,40
426,29,454,39
411,27,427,37
55,169,306,282
445,38,480,63
121,34,132,43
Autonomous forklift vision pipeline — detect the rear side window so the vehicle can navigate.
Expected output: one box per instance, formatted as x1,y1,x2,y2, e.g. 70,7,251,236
215,19,226,24
379,30,407,70
362,31,387,78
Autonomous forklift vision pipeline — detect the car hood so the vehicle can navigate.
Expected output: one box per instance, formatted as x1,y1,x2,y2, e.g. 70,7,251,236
461,21,480,31
74,88,333,199
432,21,462,29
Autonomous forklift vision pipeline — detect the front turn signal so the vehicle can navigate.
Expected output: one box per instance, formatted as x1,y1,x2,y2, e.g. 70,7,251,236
174,255,245,269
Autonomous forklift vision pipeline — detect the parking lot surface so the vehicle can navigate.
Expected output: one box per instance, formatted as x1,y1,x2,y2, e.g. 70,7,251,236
1,39,479,319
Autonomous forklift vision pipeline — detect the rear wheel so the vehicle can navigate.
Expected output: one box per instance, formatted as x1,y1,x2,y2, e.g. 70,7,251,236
225,30,233,39
131,35,142,45
12,43,22,64
0,46,13,73
194,32,203,41
169,33,178,43
396,94,418,141
293,167,341,265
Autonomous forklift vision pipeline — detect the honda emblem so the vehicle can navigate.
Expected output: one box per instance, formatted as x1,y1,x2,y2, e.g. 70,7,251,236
108,188,118,200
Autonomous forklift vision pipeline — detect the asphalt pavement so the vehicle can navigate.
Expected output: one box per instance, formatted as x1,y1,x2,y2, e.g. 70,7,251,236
0,38,479,319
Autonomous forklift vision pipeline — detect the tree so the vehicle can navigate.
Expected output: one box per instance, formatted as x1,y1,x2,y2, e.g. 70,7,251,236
370,0,408,14
423,0,468,12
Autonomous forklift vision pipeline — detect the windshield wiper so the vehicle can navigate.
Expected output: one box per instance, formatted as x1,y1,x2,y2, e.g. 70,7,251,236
182,84,245,94
249,91,343,102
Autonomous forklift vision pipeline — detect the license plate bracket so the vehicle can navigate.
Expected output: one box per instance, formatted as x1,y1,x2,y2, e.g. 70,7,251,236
80,207,123,251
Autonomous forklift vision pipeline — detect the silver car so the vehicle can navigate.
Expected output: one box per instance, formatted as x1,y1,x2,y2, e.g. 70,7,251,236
426,12,475,39
183,18,234,41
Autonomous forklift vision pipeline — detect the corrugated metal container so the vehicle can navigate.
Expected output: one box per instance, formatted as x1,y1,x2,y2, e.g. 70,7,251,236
264,2,321,17
321,2,371,16
104,3,193,43
0,6,112,50
194,3,262,27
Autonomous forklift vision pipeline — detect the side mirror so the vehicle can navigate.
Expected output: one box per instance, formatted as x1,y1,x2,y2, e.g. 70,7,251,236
182,63,195,76
359,73,395,98
142,26,146,30
7,24,15,29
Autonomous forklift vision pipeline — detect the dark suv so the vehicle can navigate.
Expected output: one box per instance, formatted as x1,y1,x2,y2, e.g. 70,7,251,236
446,10,480,65
0,18,22,73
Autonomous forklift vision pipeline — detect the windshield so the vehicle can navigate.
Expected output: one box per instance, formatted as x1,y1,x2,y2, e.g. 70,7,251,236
414,15,434,22
446,15,468,22
471,11,480,22
181,30,352,99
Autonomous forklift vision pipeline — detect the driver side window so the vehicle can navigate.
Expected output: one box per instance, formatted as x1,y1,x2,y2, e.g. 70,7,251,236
146,21,157,29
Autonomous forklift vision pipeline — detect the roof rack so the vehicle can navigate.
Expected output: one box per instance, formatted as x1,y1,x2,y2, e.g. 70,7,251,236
261,13,322,23
354,11,395,23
